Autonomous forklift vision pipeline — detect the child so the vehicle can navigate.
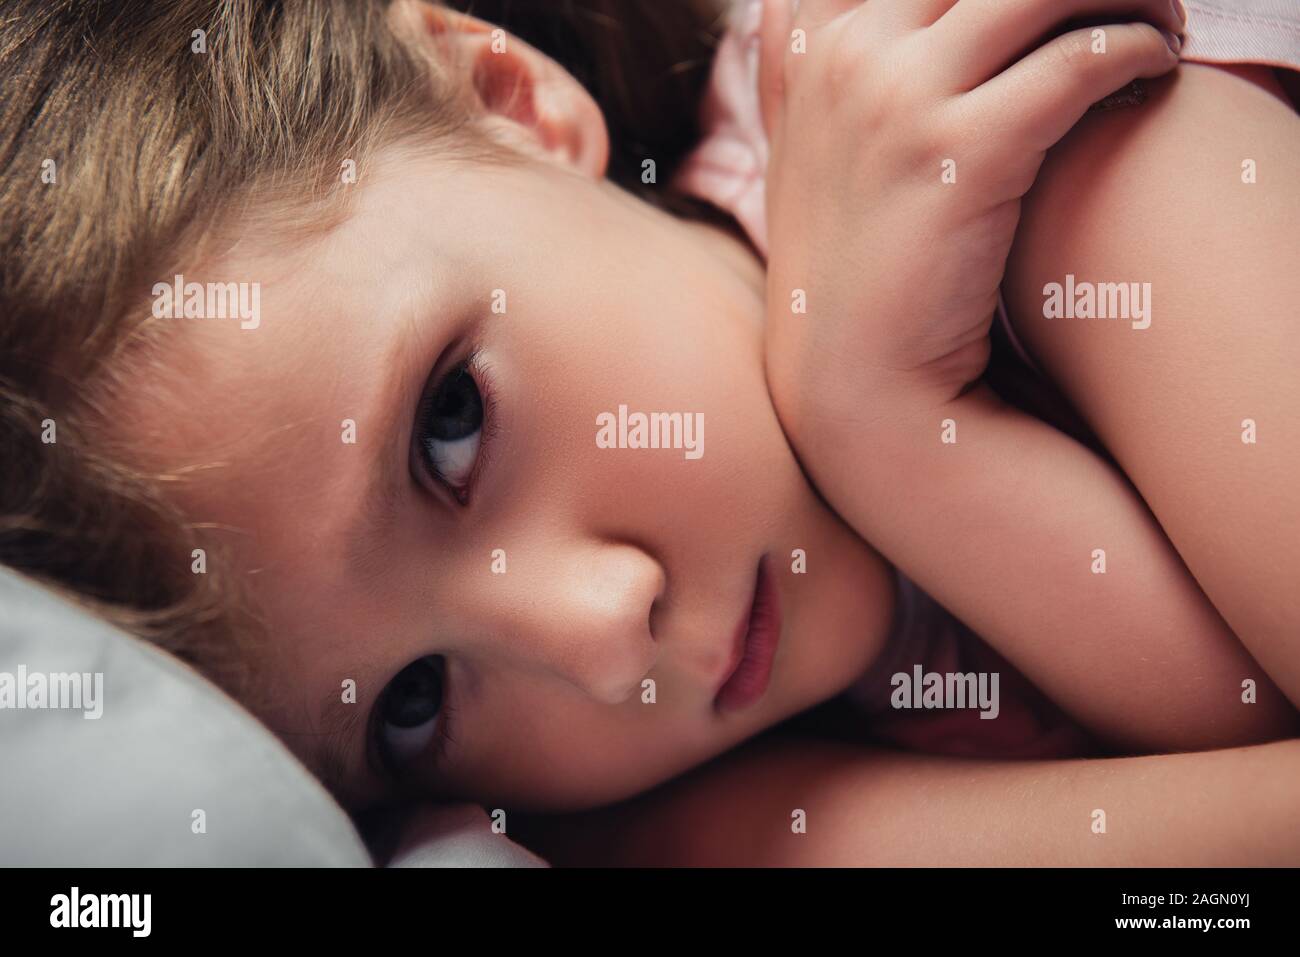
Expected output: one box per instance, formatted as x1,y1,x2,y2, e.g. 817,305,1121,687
1,0,1297,865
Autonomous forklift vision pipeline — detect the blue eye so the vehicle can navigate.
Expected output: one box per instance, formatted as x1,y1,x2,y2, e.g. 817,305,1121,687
416,360,484,500
376,655,450,768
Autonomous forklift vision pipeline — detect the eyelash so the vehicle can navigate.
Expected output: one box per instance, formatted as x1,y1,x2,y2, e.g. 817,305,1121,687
368,691,459,787
413,348,498,506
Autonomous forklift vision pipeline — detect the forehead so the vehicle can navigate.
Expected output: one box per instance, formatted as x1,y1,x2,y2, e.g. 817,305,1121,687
108,152,481,611
125,149,478,437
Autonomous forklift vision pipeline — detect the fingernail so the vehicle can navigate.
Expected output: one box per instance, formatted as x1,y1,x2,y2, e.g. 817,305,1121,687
1163,30,1182,54
1170,0,1187,26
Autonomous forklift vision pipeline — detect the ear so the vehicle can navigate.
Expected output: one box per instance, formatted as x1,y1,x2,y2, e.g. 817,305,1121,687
391,0,610,178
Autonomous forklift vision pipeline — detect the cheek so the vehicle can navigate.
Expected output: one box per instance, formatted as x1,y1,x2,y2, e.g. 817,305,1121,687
444,682,692,811
500,287,782,509
781,487,901,702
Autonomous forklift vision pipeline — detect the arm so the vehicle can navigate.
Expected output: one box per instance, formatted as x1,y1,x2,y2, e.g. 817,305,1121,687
1003,62,1300,708
760,1,1295,749
777,380,1296,751
520,732,1300,866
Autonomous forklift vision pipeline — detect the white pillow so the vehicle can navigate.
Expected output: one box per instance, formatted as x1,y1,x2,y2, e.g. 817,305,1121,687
387,803,548,868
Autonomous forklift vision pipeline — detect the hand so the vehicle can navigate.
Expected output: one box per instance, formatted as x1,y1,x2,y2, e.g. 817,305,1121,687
759,0,1185,431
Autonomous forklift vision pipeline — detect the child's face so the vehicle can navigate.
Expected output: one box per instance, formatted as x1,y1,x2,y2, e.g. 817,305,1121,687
120,145,896,812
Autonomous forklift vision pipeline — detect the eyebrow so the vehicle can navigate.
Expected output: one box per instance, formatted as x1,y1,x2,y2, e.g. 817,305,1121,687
344,302,427,580
320,688,367,793
346,427,406,582
282,681,368,801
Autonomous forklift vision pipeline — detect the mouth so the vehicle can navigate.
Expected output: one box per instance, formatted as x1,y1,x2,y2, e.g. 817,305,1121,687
714,555,782,713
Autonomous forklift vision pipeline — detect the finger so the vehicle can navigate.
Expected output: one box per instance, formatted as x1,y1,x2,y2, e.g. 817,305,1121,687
814,0,965,41
792,0,865,31
840,0,961,30
933,0,1185,90
759,0,885,142
888,0,961,28
967,21,1179,154
758,0,795,143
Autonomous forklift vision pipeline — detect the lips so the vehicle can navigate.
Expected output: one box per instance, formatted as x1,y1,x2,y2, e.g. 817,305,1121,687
714,556,782,713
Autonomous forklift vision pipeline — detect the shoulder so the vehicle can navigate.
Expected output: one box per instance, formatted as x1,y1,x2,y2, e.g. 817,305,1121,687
1002,63,1300,391
1009,61,1294,285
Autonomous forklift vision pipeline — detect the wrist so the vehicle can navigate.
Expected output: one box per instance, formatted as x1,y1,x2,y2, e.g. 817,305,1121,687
766,348,1014,500
764,330,977,452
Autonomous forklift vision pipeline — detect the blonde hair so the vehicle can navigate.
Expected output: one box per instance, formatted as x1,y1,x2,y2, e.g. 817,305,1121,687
0,0,721,709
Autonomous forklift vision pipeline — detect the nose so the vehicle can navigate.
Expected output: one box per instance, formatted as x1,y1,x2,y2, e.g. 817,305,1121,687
486,540,664,704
